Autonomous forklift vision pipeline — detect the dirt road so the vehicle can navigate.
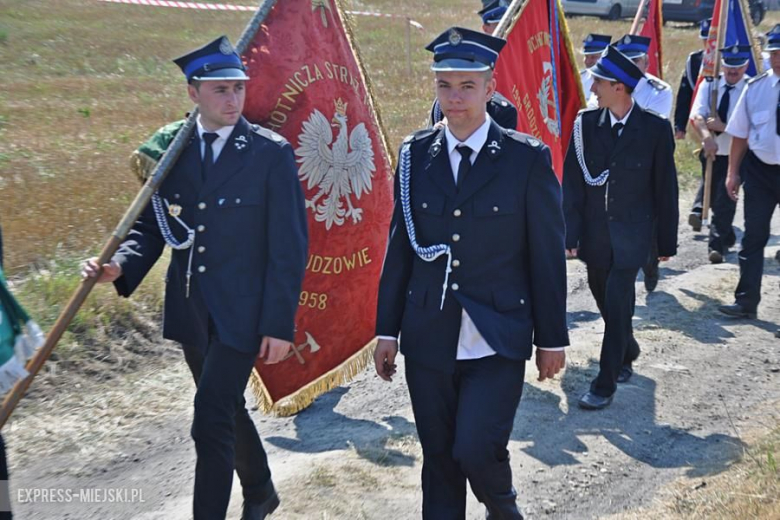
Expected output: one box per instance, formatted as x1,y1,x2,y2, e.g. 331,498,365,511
9,196,780,519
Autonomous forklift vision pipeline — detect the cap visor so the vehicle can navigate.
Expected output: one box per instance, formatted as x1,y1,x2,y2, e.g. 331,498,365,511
192,68,250,81
431,58,491,72
590,65,617,83
721,59,749,68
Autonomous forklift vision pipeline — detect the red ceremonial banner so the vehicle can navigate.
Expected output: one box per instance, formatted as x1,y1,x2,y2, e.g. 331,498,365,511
240,0,393,415
639,0,664,79
493,0,583,178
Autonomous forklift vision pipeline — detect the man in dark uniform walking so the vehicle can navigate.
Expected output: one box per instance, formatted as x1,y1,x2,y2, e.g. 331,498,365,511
680,18,711,232
83,36,308,520
374,26,568,519
719,25,780,320
564,46,679,410
690,45,751,263
429,1,518,130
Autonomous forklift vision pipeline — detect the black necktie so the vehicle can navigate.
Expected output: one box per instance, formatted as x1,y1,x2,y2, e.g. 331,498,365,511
202,132,219,181
456,145,472,191
611,122,624,142
717,84,734,124
776,88,780,136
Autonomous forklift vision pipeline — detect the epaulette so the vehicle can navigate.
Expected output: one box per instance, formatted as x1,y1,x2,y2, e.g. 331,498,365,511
577,106,599,115
644,108,667,121
251,123,288,145
504,128,543,149
747,71,769,84
129,119,187,183
402,127,436,145
647,78,670,91
491,93,510,108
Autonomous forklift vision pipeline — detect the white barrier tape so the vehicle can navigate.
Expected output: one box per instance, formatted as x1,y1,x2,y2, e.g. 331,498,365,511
97,0,423,28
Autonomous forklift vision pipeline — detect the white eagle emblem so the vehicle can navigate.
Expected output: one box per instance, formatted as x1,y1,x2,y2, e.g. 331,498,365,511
295,98,375,230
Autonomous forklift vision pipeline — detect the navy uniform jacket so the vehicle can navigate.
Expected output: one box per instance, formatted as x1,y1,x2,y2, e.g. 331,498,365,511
429,92,519,130
376,121,569,373
113,116,308,354
563,107,679,269
674,50,703,133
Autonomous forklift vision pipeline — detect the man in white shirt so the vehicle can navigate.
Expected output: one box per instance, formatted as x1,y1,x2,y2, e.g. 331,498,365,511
690,45,751,263
374,26,568,520
719,25,780,320
580,33,612,96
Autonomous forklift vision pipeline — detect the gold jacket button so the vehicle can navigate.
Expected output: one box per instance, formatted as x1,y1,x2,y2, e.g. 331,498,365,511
422,202,428,209
197,246,206,253
452,259,460,267
451,283,459,291
198,202,206,210
197,225,206,232
493,206,499,212
197,265,206,273
453,209,462,217
452,233,460,242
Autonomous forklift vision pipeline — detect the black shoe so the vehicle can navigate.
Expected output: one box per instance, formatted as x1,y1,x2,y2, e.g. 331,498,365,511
717,303,757,319
644,265,659,293
578,391,614,410
617,365,633,383
776,329,780,339
688,212,702,232
709,250,724,264
242,492,280,520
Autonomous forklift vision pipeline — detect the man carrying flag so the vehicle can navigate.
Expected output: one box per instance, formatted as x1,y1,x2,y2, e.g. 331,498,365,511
374,26,568,519
690,45,751,264
564,46,679,410
84,36,308,520
718,25,780,320
429,1,518,129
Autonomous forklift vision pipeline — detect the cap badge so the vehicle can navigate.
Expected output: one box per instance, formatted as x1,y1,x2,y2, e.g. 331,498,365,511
219,37,233,55
448,29,463,46
168,204,183,218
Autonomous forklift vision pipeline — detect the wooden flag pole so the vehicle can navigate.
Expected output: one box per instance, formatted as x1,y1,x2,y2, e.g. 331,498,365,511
702,0,729,225
0,0,278,430
630,0,650,35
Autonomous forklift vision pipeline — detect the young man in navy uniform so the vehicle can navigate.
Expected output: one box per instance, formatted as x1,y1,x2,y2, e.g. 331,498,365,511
719,25,780,320
690,45,751,264
83,36,308,520
374,27,568,519
564,46,679,410
429,2,518,130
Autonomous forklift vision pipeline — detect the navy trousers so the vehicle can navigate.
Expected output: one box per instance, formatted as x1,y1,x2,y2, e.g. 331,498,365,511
735,151,780,311
587,265,641,397
405,355,526,520
699,153,738,253
182,337,273,520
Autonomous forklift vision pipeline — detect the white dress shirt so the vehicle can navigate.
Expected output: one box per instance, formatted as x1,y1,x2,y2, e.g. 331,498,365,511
632,73,673,119
725,69,780,166
196,116,234,162
608,100,635,132
690,75,748,156
580,69,594,98
378,113,563,355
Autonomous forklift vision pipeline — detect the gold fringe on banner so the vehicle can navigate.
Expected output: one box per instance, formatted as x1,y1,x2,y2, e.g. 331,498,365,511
556,0,587,108
250,339,377,416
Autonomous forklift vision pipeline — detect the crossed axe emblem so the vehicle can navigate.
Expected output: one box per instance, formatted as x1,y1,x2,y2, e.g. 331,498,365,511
283,331,321,364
